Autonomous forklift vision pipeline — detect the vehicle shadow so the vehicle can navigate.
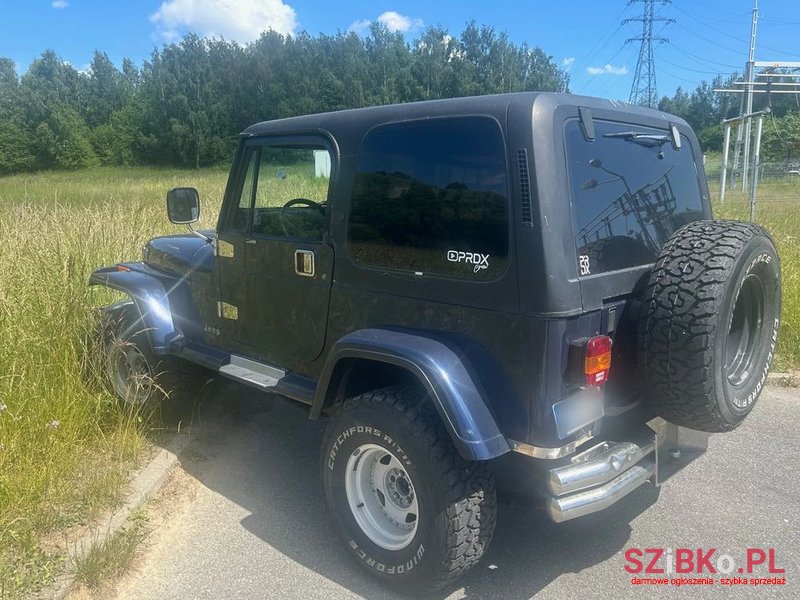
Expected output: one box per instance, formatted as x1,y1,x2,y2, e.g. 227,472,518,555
160,377,660,600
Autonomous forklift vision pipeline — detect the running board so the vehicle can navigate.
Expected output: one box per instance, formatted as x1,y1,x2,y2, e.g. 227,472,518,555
218,355,286,391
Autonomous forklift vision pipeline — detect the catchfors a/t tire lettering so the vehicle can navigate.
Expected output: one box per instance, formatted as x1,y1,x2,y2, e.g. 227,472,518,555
320,386,496,593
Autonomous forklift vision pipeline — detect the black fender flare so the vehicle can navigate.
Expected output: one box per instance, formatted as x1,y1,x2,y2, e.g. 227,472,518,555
88,264,180,353
312,329,511,461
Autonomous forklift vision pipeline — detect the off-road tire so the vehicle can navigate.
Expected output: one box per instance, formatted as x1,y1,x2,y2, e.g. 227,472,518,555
97,300,204,405
638,220,781,432
321,386,497,593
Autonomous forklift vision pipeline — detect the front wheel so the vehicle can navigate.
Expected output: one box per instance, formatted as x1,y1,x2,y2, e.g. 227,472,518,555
97,301,204,406
321,387,496,593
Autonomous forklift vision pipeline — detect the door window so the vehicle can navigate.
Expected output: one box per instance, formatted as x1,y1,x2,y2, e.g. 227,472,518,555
230,149,258,233
232,145,331,241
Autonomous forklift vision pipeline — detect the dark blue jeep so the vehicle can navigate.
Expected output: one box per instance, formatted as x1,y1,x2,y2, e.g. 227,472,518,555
89,93,781,592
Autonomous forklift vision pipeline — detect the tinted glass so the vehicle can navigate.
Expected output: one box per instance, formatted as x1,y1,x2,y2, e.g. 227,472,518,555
348,117,509,280
566,119,704,276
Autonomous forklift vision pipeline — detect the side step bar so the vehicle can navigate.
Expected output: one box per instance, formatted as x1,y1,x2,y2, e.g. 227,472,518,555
219,355,285,391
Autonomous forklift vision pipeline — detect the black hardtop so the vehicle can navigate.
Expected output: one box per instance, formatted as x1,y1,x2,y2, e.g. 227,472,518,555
242,92,691,141
237,92,704,320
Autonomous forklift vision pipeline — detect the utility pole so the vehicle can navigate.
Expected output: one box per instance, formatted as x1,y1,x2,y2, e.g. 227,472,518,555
625,0,673,107
732,0,759,191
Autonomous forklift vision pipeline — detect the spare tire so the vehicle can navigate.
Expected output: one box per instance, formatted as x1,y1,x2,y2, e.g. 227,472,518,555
638,220,781,432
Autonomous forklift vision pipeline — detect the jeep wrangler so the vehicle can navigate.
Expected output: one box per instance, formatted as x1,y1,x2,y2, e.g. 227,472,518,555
89,93,781,592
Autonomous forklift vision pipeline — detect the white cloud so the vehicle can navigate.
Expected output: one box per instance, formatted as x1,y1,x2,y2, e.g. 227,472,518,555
586,64,629,76
347,19,372,35
562,57,575,71
150,0,297,43
377,11,423,33
51,0,69,8
348,11,423,35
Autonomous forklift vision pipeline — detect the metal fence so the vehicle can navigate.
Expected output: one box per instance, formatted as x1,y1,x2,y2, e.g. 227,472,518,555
705,159,800,225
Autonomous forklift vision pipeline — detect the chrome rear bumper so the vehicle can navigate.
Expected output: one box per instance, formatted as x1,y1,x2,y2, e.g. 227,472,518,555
543,418,709,523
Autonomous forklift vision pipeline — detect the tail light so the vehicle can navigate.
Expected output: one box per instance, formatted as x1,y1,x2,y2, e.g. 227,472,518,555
585,335,612,386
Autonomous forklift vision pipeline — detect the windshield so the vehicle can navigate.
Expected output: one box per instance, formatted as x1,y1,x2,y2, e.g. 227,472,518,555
565,119,705,276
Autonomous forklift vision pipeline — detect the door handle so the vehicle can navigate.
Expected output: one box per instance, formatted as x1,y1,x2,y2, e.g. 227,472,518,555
294,249,315,277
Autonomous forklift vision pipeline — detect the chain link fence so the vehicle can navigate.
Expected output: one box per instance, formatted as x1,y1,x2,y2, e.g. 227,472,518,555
705,158,800,219
704,158,799,371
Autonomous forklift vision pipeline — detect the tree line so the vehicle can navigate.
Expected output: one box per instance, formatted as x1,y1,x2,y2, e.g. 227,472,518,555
0,23,569,175
658,74,800,161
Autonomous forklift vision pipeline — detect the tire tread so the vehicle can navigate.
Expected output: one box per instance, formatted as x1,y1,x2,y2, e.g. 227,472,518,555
336,386,497,590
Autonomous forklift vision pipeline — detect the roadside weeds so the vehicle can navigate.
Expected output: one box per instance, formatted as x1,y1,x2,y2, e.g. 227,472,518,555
36,434,191,600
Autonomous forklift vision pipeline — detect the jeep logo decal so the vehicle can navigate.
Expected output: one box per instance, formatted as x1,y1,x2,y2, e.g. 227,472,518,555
447,250,490,273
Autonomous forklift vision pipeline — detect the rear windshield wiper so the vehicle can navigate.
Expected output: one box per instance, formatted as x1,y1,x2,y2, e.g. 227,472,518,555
603,131,671,147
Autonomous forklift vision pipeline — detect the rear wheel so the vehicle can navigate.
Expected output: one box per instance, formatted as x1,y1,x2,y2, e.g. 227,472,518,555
321,386,496,593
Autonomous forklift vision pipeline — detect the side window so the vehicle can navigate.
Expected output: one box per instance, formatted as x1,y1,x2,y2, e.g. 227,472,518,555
347,117,509,280
230,144,331,240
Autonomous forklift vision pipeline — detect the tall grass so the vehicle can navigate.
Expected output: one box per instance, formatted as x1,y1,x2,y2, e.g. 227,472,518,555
0,166,797,596
0,167,227,597
709,180,800,372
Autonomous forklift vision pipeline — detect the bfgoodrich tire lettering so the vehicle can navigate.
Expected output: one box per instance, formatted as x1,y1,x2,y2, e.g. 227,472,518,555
321,386,496,592
638,220,781,432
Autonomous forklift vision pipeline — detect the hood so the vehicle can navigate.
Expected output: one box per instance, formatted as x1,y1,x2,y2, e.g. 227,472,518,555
142,232,216,278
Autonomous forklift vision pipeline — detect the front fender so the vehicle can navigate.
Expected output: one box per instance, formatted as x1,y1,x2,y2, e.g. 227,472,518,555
89,264,179,352
313,329,511,461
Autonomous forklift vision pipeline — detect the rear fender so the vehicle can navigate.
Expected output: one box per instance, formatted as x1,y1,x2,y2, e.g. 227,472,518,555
313,329,511,461
89,265,179,352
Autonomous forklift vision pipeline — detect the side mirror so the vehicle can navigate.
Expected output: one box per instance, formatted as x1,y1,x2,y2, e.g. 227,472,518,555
166,187,200,224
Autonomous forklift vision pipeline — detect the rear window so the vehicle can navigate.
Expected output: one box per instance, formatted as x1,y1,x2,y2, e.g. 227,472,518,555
565,119,704,276
347,117,509,280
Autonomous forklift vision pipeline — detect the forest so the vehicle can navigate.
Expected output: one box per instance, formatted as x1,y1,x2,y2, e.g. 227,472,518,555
2,21,799,176
0,23,570,174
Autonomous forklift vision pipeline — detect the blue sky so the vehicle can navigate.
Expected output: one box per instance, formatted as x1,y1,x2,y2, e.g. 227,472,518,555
2,1,800,101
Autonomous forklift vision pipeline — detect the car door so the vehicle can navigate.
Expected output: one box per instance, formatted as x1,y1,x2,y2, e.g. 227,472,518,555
214,146,257,352
217,135,335,368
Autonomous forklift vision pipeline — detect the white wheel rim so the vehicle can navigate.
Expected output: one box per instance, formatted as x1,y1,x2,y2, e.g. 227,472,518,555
345,443,419,551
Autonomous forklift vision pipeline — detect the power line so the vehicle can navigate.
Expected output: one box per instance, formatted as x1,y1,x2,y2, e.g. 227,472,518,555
658,64,709,87
755,42,800,60
575,44,628,94
658,53,733,77
672,5,748,44
668,44,742,70
672,22,744,55
571,4,632,69
673,4,800,60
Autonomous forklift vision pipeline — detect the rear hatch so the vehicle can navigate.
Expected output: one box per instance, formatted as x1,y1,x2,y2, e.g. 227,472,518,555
563,116,710,404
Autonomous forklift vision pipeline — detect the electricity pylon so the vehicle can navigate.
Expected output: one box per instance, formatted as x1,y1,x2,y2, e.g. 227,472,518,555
625,0,674,107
